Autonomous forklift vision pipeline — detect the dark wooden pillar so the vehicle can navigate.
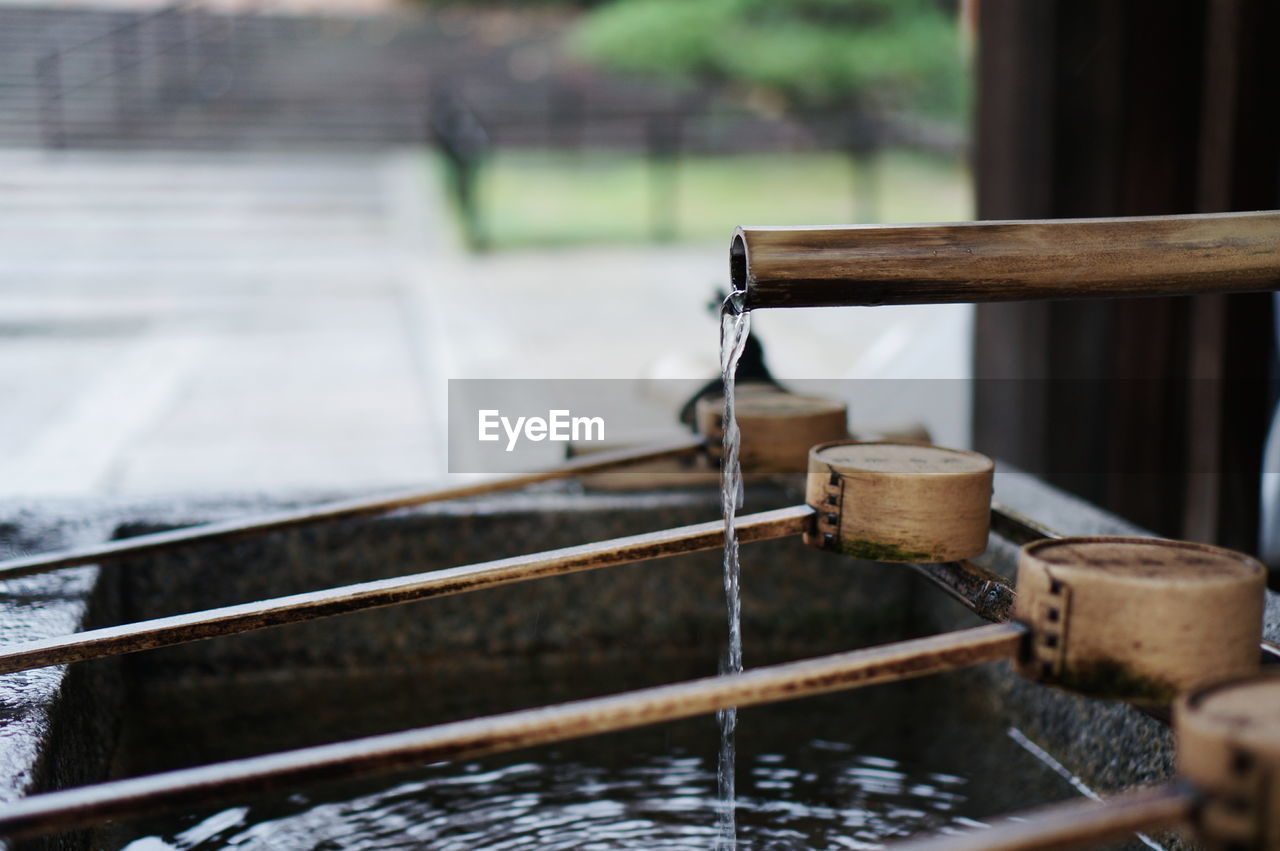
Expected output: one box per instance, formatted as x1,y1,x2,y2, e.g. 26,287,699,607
973,0,1279,552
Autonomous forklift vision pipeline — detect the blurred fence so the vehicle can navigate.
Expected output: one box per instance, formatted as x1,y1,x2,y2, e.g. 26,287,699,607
5,4,965,245
7,5,963,153
35,3,239,149
2,4,433,148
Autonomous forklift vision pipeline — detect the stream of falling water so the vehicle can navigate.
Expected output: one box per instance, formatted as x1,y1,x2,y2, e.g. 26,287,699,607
716,296,751,850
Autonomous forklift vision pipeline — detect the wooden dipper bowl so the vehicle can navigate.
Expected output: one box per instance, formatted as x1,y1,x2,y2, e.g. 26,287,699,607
1178,674,1280,848
1015,537,1266,706
802,441,994,563
696,388,848,474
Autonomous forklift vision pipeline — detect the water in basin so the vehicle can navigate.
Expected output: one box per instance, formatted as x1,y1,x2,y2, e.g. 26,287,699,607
106,658,1083,850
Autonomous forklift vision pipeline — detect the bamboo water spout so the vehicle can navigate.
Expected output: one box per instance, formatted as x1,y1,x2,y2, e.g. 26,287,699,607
728,210,1280,310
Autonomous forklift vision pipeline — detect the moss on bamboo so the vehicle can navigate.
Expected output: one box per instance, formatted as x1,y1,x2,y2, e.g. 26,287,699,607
1058,658,1178,704
836,538,937,564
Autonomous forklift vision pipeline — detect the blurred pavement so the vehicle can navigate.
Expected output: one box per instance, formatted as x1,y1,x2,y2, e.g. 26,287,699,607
0,147,970,498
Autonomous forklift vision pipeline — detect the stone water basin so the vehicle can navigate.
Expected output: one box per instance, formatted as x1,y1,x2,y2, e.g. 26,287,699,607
3,473,1274,849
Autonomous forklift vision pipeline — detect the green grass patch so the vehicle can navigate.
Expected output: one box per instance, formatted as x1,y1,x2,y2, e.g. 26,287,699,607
440,148,972,251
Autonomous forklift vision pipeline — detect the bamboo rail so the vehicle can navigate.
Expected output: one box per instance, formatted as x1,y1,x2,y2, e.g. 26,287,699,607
894,502,1049,625
909,501,1056,623
730,210,1280,310
990,501,1062,545
0,437,708,582
0,501,1043,672
0,501,1069,673
931,507,1280,666
0,505,813,675
9,496,1262,674
890,783,1197,851
907,559,1015,622
0,623,1026,840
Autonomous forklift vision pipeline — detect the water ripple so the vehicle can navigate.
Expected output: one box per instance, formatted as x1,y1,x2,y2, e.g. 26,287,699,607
125,744,989,850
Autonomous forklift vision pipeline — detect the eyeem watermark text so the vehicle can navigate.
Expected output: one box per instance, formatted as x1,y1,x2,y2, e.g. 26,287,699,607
478,409,605,451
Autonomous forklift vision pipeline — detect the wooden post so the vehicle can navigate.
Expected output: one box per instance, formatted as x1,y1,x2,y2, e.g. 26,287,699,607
973,0,1280,550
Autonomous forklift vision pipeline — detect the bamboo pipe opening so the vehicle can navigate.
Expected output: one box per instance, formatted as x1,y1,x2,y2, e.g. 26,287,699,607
728,233,748,313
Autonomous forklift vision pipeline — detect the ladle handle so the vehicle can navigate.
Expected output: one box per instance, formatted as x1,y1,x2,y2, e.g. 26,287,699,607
0,624,1025,839
890,782,1198,851
732,210,1280,309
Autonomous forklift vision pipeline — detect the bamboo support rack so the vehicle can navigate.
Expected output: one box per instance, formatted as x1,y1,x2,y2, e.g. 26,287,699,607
2,493,1269,839
0,508,1271,841
3,475,1265,678
0,433,1013,673
0,421,1272,846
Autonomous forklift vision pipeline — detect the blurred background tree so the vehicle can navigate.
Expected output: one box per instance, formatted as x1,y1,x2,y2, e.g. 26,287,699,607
574,0,965,119
573,0,967,218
